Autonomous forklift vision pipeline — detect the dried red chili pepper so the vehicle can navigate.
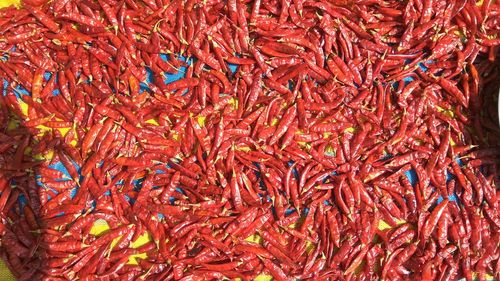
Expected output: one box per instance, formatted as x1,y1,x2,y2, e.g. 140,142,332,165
0,0,498,279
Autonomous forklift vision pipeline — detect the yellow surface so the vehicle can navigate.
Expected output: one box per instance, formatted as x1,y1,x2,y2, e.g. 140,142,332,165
145,118,160,126
245,234,263,244
0,0,19,8
0,260,15,281
254,275,273,281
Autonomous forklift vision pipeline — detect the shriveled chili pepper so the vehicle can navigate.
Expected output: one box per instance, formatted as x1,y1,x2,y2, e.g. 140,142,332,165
0,0,498,279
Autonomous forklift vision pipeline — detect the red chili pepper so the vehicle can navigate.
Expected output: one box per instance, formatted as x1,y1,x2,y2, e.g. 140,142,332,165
26,5,60,33
0,1,498,279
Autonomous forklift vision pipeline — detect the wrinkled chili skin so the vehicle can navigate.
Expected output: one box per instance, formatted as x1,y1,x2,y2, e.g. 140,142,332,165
0,0,499,279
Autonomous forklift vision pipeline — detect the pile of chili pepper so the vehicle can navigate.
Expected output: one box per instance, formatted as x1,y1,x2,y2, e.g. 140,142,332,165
0,0,499,280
